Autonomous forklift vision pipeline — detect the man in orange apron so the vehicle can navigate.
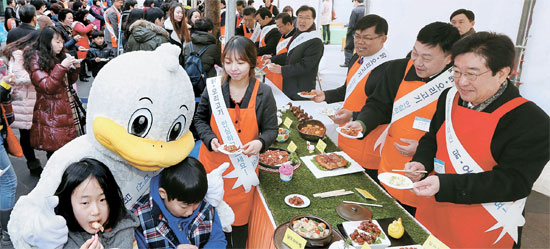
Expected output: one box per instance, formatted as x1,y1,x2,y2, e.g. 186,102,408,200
262,12,295,90
407,32,549,248
104,0,123,56
311,15,389,180
235,6,260,43
344,22,460,215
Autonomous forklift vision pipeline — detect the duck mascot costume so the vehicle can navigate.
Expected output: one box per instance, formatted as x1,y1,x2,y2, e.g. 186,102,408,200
8,44,234,248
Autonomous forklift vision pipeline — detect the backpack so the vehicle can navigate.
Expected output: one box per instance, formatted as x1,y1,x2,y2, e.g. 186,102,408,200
184,43,213,96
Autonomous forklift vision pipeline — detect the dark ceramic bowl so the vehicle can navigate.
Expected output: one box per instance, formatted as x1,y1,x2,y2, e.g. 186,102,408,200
288,214,333,247
297,119,326,141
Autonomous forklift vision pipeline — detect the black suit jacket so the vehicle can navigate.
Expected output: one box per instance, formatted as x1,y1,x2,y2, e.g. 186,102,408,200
6,23,35,44
272,30,324,100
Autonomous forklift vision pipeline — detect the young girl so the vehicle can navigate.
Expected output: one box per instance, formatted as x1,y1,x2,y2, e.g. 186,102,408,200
54,158,139,249
194,36,277,248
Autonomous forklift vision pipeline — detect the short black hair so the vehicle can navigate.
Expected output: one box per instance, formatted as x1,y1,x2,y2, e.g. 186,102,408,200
194,18,213,32
243,6,256,16
275,12,292,25
91,29,104,39
143,0,154,7
247,0,254,5
74,9,89,23
7,0,14,6
296,5,315,19
16,0,25,5
123,0,137,11
417,21,460,54
18,4,36,23
236,0,246,7
159,157,208,204
451,32,515,76
49,3,63,14
450,9,475,22
30,0,45,11
72,1,83,11
145,7,164,23
355,0,364,3
58,8,73,22
355,14,388,35
55,158,126,233
255,7,271,19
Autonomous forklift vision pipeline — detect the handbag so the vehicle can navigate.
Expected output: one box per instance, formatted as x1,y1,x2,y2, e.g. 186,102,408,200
1,104,23,157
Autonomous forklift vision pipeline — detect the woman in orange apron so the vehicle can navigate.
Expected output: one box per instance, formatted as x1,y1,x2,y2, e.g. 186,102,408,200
194,36,278,249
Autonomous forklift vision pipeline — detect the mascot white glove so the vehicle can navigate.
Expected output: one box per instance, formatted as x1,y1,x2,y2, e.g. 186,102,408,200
217,201,235,233
205,162,229,207
16,195,68,249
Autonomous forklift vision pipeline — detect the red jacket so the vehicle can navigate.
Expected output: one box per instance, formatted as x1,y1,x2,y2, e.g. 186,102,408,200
29,52,80,152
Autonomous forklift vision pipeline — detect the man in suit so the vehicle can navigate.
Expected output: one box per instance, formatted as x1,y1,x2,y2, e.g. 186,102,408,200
6,4,37,44
342,0,365,67
266,5,324,100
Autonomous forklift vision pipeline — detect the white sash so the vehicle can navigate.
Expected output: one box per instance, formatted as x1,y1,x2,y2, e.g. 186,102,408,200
345,48,389,100
206,77,260,193
259,24,277,47
276,37,291,54
374,67,454,152
444,87,526,244
288,30,322,53
249,23,262,42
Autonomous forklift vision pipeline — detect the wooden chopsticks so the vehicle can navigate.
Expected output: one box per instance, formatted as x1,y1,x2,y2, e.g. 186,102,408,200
392,169,428,173
313,189,354,198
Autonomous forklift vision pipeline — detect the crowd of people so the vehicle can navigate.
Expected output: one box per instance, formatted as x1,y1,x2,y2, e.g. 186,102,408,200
0,0,548,248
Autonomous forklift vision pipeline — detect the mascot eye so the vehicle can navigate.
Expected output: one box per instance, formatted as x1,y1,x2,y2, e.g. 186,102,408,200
167,115,186,141
128,108,153,138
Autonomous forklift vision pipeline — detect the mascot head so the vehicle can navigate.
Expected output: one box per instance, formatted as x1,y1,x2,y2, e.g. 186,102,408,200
86,44,196,171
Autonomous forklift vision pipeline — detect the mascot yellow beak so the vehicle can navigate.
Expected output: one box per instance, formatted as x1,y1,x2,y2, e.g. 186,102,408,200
93,116,194,171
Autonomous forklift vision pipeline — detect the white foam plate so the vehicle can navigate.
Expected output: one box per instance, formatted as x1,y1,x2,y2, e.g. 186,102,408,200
284,194,311,208
298,92,316,99
342,219,391,249
218,144,243,155
278,117,282,126
336,127,363,139
378,172,414,190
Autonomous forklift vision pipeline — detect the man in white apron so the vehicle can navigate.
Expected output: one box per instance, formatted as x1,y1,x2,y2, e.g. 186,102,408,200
407,32,549,248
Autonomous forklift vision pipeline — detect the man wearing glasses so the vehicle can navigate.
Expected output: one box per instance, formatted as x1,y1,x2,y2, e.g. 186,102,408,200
310,14,390,180
266,5,324,100
344,22,460,215
406,32,549,248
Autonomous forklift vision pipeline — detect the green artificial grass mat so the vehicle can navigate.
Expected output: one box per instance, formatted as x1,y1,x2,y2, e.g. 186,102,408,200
259,110,430,244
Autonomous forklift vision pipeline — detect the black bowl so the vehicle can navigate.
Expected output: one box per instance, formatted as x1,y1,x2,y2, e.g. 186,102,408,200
297,119,326,141
288,214,333,247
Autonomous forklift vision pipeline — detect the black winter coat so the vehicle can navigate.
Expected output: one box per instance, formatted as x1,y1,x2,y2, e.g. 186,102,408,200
86,42,115,77
182,31,221,96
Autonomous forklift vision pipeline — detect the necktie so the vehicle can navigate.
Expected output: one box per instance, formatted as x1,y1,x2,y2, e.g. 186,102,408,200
358,57,364,65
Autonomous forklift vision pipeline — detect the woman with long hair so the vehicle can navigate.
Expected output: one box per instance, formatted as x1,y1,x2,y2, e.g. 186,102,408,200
194,36,277,249
122,8,144,50
165,3,191,47
23,26,84,158
2,32,43,176
187,8,201,35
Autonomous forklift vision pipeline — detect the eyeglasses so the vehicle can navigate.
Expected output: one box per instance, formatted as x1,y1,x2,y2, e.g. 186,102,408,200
353,34,382,41
452,68,491,81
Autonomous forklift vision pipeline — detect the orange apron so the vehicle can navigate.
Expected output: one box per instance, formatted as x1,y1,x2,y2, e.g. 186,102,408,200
243,25,253,40
264,36,287,90
236,15,243,28
339,59,387,169
198,80,261,226
415,95,528,248
379,59,437,207
104,8,120,48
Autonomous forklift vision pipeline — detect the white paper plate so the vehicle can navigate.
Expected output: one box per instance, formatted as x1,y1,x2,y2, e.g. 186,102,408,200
278,117,282,125
298,92,316,99
336,127,363,139
387,245,423,249
318,107,336,116
218,144,242,155
342,219,391,249
378,172,414,190
284,194,311,208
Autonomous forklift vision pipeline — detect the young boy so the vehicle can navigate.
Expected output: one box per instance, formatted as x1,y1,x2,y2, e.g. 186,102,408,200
131,157,227,249
86,30,114,78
